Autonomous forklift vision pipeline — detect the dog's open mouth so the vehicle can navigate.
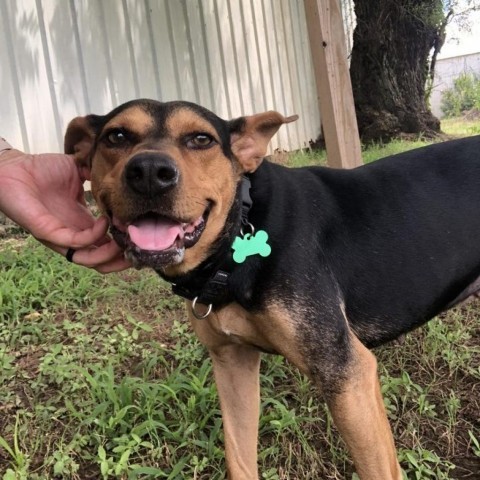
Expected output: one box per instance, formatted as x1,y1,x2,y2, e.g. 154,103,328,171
110,209,209,269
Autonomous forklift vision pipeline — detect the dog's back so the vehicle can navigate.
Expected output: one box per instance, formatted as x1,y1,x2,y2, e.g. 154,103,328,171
239,136,480,346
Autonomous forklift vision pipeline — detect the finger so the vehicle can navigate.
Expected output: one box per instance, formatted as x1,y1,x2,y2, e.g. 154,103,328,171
68,216,111,248
94,256,133,274
37,216,110,249
70,239,128,269
41,239,131,273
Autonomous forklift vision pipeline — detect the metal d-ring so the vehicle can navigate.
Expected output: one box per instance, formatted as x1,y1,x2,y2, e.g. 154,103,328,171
191,297,213,319
240,222,255,237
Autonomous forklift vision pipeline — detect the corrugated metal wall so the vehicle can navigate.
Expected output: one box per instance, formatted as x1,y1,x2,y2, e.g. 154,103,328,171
340,0,355,60
1,0,329,154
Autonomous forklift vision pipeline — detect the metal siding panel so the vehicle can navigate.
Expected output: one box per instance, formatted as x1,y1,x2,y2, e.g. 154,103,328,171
147,1,180,101
180,0,201,103
260,0,286,151
284,0,310,148
0,1,29,150
35,0,62,143
225,0,245,115
278,0,303,148
125,0,160,100
340,0,355,58
121,0,141,98
69,0,91,112
1,0,324,153
293,0,322,145
73,0,115,111
237,1,258,114
250,0,274,113
4,0,60,152
241,1,268,112
212,0,234,118
213,0,244,118
295,0,322,144
249,0,278,150
99,0,138,105
143,0,163,100
271,0,298,151
166,0,197,103
200,0,230,119
38,0,90,136
196,1,216,111
96,0,117,105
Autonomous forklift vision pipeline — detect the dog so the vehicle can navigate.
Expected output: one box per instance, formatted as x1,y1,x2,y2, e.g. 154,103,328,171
65,99,480,479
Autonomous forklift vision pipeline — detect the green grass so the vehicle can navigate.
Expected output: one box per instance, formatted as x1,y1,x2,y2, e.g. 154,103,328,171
288,115,480,168
1,132,480,479
288,149,327,168
287,138,434,168
441,117,480,137
361,139,432,164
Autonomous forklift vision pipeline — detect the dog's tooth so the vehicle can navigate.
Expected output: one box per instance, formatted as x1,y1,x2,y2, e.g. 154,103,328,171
193,215,204,227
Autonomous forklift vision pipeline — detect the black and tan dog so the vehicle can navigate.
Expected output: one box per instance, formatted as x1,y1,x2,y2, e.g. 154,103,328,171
65,99,480,479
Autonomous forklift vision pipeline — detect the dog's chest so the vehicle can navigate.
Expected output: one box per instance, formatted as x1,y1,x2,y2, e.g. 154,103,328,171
188,302,279,352
211,304,264,345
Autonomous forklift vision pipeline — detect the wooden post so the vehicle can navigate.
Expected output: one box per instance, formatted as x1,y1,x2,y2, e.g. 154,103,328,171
304,0,362,169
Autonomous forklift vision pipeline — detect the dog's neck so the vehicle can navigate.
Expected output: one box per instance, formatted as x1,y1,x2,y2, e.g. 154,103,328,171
157,177,246,306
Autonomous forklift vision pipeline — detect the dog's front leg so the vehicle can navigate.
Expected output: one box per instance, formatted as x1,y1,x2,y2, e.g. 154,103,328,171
326,335,403,480
188,306,262,479
209,343,261,480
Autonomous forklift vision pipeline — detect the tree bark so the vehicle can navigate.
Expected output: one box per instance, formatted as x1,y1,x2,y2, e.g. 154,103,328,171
350,0,443,142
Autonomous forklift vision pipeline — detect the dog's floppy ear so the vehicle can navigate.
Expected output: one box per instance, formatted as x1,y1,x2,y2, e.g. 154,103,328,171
229,111,298,173
64,115,102,181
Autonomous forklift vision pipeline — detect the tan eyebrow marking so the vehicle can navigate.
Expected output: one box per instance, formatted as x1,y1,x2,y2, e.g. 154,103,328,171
103,106,155,136
166,109,220,142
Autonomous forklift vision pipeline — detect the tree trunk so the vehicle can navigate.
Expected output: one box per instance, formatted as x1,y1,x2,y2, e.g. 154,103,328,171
350,0,443,142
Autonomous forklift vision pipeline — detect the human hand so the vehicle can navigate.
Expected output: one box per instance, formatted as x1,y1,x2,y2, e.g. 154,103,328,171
0,149,130,273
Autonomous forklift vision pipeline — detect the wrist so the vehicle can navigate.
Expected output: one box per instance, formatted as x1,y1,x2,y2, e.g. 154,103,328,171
0,138,13,156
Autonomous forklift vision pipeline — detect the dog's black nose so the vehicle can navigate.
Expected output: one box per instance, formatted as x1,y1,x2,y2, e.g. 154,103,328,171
124,153,179,196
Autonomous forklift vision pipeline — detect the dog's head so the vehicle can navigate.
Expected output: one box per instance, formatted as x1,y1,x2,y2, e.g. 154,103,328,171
65,99,297,277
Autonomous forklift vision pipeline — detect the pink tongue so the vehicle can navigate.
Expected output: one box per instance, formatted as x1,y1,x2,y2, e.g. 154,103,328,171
128,217,183,250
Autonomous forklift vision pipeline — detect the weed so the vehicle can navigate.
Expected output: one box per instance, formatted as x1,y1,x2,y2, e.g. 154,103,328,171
469,430,480,458
0,415,30,479
399,448,455,479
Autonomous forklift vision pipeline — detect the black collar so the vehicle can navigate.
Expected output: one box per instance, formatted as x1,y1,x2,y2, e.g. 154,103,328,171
170,175,253,310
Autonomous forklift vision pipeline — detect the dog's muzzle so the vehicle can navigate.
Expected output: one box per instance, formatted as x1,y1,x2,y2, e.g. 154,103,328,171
109,207,210,270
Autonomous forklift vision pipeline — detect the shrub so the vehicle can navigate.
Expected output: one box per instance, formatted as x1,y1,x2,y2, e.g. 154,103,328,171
441,72,480,118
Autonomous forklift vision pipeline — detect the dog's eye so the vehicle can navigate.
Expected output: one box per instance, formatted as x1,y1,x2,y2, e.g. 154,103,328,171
106,130,127,146
187,133,215,149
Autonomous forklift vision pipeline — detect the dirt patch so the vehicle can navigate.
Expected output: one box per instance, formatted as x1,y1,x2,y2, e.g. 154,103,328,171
0,213,27,239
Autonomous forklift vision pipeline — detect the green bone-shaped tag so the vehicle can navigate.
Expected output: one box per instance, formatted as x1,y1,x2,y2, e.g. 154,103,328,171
232,230,271,264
